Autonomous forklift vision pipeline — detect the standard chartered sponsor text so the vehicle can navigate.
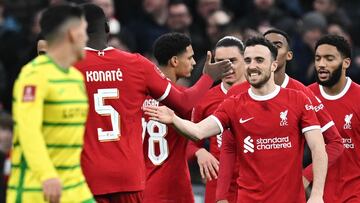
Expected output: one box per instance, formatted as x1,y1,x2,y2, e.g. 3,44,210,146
256,136,292,150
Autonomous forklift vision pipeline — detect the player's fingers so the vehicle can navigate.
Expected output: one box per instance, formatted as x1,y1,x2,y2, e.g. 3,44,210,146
211,160,219,172
199,164,205,179
207,163,218,179
205,51,211,64
204,165,212,181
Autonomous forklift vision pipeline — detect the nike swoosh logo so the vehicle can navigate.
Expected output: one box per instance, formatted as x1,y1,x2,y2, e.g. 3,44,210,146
239,117,254,124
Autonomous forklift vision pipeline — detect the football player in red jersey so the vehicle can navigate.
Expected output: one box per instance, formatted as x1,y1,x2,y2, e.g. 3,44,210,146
75,4,232,203
217,29,343,201
144,37,328,203
188,36,245,203
142,32,196,203
308,34,360,202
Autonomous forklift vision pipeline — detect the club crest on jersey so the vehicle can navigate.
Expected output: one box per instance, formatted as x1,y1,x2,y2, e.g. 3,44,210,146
280,110,288,126
344,113,353,129
22,85,36,102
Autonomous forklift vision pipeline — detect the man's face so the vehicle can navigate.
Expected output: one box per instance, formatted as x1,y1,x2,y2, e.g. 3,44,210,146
175,45,196,78
215,46,245,85
72,17,89,60
315,44,345,87
167,4,191,32
244,45,275,88
264,33,291,71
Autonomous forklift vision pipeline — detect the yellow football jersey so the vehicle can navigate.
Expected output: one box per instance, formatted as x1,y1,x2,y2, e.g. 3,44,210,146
7,55,94,203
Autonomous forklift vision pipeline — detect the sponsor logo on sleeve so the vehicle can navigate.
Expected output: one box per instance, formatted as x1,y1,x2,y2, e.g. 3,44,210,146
22,85,36,102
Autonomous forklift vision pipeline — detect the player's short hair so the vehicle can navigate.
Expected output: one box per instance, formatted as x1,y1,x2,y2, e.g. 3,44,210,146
40,4,84,42
153,32,192,66
315,34,351,59
263,28,291,47
81,3,108,34
215,36,244,54
245,36,278,60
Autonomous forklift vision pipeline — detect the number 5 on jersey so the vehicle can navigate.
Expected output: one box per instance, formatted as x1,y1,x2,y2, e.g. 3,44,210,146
94,88,120,141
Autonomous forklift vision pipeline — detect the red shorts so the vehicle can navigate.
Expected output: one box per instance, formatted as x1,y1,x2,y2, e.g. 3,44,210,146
95,191,143,203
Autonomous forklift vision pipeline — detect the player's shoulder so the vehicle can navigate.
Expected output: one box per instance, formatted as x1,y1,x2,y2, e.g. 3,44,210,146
349,79,360,92
307,82,319,92
288,77,307,91
227,81,250,97
18,55,52,80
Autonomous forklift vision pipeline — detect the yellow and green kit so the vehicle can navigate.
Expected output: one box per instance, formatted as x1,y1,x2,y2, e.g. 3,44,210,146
7,55,94,203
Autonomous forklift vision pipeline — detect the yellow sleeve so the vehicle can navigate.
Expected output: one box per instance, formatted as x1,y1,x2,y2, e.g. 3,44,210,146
14,68,59,182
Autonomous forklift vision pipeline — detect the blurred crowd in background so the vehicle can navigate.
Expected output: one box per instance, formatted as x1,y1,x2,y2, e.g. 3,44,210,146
1,0,360,113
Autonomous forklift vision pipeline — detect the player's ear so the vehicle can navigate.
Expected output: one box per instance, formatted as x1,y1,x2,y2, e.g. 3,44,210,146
342,57,351,70
169,56,178,67
271,60,278,72
286,50,293,61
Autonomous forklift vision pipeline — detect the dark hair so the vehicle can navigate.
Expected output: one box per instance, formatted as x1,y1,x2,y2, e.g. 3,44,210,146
40,4,84,42
153,32,192,66
315,34,351,59
263,28,291,47
81,3,108,34
245,36,278,60
215,36,244,54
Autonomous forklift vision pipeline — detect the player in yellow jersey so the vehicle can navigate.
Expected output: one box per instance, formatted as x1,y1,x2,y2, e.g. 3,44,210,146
7,4,94,203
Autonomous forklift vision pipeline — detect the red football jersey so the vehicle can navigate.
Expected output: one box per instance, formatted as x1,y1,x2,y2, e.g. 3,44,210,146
308,78,360,202
142,84,194,203
227,75,342,181
212,86,320,202
190,82,238,203
74,47,213,195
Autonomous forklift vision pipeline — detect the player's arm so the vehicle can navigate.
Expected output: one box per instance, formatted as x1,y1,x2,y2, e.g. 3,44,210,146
216,131,236,202
14,72,61,201
146,52,232,113
188,106,219,180
304,129,328,202
143,105,222,141
302,90,343,185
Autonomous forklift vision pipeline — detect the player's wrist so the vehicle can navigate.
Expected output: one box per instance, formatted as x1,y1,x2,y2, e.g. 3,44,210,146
195,148,206,157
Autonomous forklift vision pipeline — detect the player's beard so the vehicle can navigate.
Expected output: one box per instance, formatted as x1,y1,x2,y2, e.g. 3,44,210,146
316,63,342,87
246,67,271,88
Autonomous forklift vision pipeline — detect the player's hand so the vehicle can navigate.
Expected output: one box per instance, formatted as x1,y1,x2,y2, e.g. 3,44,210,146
217,200,229,203
143,106,175,124
196,148,219,181
42,178,62,203
203,51,232,81
307,195,323,203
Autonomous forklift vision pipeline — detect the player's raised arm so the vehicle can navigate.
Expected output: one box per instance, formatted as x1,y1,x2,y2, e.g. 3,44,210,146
159,51,232,113
144,105,221,141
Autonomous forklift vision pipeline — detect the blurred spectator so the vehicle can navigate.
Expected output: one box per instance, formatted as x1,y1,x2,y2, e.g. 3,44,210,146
0,111,13,202
327,22,360,83
0,0,24,112
128,0,170,56
292,11,327,85
91,0,120,34
313,0,351,28
238,0,295,35
206,9,232,48
167,1,192,34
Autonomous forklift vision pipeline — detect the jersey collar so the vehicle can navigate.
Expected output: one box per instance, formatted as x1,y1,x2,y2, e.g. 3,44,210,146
319,77,352,100
220,82,228,95
84,47,114,51
280,74,290,88
248,85,281,101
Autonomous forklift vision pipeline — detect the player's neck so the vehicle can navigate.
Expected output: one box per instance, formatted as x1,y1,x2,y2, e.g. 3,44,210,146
322,75,348,96
87,37,107,50
159,66,177,82
46,45,76,69
274,66,286,86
